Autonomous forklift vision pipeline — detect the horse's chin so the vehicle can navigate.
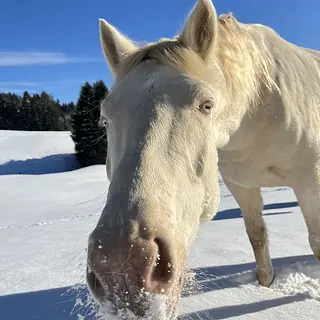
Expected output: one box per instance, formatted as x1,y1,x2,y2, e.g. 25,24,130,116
96,296,178,320
94,280,183,320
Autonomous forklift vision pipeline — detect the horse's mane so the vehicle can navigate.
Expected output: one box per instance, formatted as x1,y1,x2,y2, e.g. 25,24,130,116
217,14,278,103
119,14,278,105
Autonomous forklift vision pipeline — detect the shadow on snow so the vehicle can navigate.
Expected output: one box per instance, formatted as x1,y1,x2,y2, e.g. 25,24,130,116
213,201,299,221
180,254,318,319
0,285,91,320
0,255,317,320
0,154,80,175
179,294,308,320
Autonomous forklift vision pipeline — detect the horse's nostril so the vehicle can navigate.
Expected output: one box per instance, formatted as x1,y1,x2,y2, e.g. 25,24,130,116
151,238,173,285
87,267,105,301
86,231,176,302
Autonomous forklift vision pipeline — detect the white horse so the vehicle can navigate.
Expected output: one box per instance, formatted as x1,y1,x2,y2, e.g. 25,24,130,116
86,0,320,318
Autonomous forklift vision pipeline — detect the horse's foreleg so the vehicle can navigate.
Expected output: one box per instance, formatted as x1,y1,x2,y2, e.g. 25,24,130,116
223,179,275,286
291,170,320,261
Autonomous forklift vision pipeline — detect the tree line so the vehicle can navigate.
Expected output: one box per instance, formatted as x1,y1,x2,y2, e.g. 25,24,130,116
0,91,75,131
0,80,109,168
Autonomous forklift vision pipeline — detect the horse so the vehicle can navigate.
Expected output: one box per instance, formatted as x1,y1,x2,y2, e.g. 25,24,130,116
86,0,320,318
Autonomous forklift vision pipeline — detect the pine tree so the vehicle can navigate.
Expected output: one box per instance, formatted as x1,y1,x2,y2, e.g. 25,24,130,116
91,80,109,164
38,92,58,130
20,91,33,130
30,93,43,130
70,81,109,167
0,94,7,129
0,93,10,130
71,82,96,167
61,102,76,113
7,93,21,130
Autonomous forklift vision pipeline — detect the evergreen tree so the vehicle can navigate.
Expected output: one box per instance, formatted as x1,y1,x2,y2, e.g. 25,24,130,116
60,102,76,130
61,102,76,113
91,80,109,164
0,93,10,130
30,93,43,130
39,91,61,130
6,93,21,130
20,91,33,130
70,81,109,167
71,82,96,167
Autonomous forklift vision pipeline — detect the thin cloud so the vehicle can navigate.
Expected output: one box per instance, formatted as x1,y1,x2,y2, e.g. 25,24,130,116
0,79,99,88
0,81,39,87
0,51,102,67
0,88,32,93
0,78,106,95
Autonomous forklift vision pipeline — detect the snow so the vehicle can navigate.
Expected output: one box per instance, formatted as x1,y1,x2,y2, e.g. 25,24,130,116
0,129,319,320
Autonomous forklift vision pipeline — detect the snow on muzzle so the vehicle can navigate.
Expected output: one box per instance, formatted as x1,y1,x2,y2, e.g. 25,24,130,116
86,221,183,318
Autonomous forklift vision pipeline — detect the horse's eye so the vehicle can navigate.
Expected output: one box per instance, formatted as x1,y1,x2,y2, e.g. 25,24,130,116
198,100,214,115
99,116,109,128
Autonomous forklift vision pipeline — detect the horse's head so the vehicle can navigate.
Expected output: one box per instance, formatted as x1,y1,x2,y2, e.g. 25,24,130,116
87,0,224,318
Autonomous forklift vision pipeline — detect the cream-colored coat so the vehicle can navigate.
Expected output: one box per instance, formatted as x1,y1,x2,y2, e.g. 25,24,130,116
87,0,320,318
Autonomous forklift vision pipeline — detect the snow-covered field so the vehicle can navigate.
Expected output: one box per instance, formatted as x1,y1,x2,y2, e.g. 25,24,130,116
0,130,319,320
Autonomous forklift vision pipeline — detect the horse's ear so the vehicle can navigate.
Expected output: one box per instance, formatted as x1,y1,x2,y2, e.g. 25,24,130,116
180,0,218,61
99,19,137,76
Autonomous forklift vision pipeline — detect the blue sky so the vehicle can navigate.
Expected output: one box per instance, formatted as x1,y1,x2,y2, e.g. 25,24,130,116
1,0,319,103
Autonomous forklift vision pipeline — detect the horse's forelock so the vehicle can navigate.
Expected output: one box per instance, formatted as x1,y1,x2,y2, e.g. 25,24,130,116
119,40,207,81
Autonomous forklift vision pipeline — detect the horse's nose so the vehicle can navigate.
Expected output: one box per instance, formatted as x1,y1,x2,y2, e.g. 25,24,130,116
86,228,174,303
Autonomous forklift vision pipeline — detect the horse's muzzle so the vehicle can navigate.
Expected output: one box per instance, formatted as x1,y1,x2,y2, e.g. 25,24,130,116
86,225,175,313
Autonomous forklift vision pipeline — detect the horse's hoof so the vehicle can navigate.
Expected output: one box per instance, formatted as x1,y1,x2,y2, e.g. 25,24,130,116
313,247,320,261
309,234,320,260
257,268,275,287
